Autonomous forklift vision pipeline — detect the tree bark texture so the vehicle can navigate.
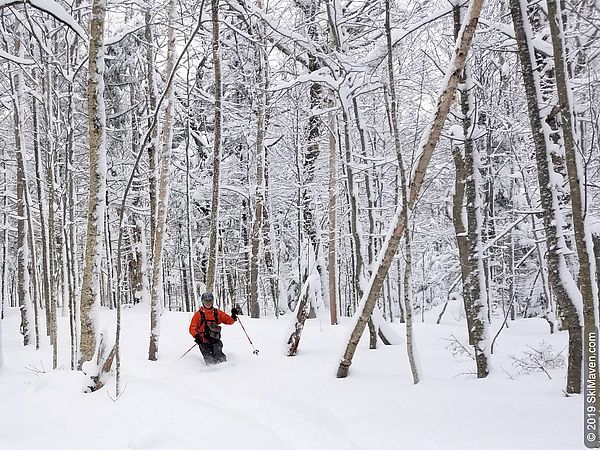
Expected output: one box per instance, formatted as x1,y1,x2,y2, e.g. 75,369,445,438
547,0,598,332
249,8,268,318
79,0,108,368
509,0,582,393
337,0,484,378
12,31,33,346
205,0,223,292
454,4,490,378
385,0,419,382
149,0,177,361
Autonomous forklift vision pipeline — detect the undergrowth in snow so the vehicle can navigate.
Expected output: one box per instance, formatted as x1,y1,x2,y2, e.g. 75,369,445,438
0,301,579,450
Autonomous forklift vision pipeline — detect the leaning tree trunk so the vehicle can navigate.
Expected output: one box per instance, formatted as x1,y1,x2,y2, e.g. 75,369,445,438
337,0,485,378
148,0,176,362
205,0,223,292
509,0,582,394
79,0,108,369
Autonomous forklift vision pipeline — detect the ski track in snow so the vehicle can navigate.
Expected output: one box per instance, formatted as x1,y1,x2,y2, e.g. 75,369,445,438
0,302,581,450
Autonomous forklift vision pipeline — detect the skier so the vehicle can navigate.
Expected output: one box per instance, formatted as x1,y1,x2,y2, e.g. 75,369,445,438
189,292,238,365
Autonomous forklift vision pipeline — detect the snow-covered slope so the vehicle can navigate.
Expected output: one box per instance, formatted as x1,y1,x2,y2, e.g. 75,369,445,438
0,302,579,450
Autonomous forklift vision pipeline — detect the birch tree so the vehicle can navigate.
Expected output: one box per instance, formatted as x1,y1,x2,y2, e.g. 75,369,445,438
79,0,108,369
248,0,269,318
149,0,177,362
385,0,419,383
337,0,485,378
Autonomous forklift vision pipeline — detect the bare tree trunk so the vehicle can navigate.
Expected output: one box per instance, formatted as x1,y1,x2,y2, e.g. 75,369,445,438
328,108,338,325
453,4,490,378
337,0,484,378
79,0,108,369
145,3,159,249
262,195,279,313
206,0,223,292
31,93,53,342
149,0,177,361
43,76,58,355
547,0,598,333
509,0,582,393
340,107,377,347
185,68,198,311
24,172,41,350
385,0,419,382
284,0,327,356
402,228,419,383
11,27,34,347
450,5,474,346
451,142,473,337
249,4,268,318
512,151,555,331
66,50,79,368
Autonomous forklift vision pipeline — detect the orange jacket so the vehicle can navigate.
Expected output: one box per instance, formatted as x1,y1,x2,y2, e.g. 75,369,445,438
189,307,235,341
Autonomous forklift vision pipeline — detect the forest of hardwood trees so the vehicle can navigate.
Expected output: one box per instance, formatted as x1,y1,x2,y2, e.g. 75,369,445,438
0,0,598,397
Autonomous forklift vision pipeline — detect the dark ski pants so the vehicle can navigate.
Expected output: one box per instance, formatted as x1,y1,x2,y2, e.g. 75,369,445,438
198,339,227,365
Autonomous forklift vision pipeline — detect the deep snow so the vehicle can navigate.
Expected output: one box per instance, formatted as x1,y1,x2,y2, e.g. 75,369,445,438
0,302,580,450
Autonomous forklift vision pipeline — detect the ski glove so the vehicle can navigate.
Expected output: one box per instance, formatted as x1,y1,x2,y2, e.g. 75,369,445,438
231,308,239,321
194,334,202,345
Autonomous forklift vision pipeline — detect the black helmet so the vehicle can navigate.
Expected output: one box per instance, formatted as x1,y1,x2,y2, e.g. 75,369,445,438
201,292,214,304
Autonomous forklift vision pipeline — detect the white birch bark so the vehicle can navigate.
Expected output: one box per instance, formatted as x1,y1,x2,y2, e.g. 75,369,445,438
337,0,485,378
385,0,420,382
79,0,108,368
149,0,177,361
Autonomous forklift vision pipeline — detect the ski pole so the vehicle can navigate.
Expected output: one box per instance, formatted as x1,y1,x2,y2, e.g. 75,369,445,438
237,317,259,355
179,343,197,360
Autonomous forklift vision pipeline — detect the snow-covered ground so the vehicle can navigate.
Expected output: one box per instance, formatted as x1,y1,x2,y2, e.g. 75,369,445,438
0,302,579,450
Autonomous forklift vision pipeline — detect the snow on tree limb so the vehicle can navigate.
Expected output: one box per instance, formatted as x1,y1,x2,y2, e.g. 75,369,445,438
409,0,485,207
0,48,34,64
0,0,87,40
337,0,485,379
366,0,470,67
